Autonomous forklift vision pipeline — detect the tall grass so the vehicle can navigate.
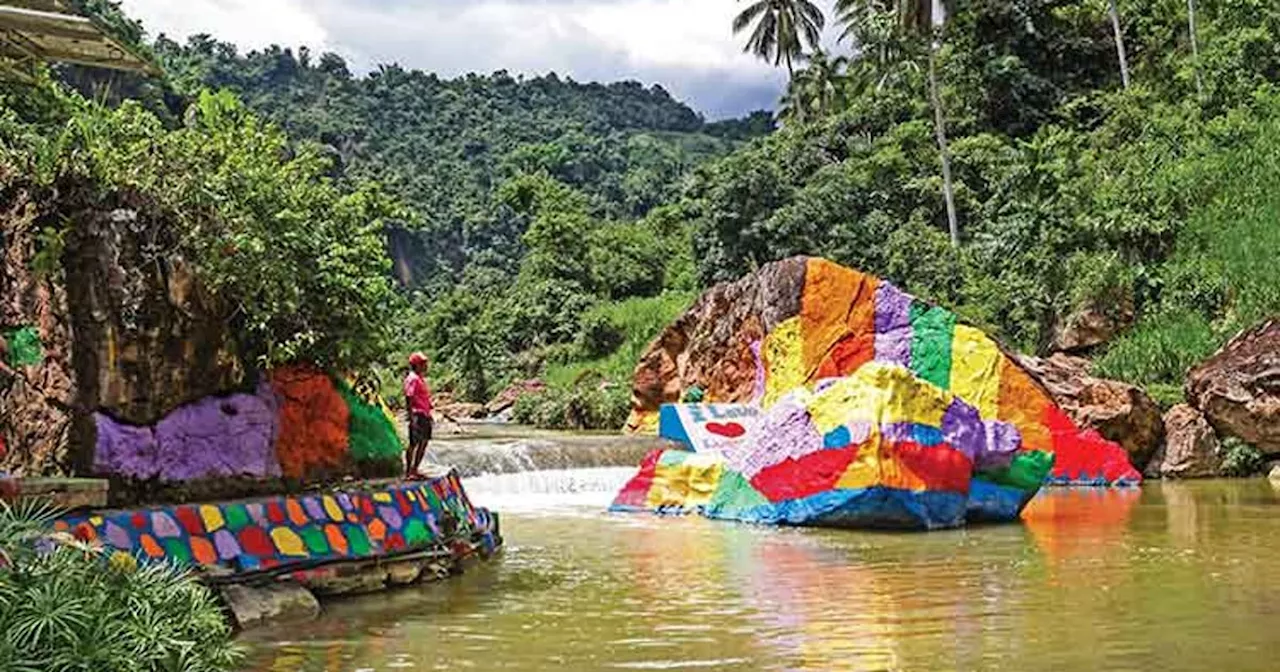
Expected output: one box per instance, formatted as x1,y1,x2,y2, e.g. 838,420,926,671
517,291,695,430
1095,107,1280,389
544,291,696,388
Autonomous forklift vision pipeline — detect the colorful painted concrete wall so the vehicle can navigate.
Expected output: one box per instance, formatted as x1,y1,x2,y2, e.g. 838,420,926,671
627,258,1140,487
92,366,403,491
614,362,1033,529
56,471,497,574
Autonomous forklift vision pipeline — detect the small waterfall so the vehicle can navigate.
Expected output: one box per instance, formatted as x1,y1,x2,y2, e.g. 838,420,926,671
428,424,666,477
424,423,665,512
463,467,636,512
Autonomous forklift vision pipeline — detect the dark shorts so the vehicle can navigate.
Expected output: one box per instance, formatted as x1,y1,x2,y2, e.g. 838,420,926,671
409,413,433,446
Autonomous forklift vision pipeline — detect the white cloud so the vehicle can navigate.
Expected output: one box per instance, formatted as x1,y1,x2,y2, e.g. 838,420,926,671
115,0,846,117
120,0,331,51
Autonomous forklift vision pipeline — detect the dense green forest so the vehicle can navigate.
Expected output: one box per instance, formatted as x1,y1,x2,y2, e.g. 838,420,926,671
691,0,1280,408
15,1,776,416
150,38,773,293
129,34,775,411
10,0,1280,428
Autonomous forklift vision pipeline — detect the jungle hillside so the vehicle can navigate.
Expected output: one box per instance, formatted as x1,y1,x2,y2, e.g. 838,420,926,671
13,0,1280,429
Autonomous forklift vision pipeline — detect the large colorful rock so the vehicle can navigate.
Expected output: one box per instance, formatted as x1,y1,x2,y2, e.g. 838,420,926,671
90,367,406,501
625,257,1140,487
612,362,1031,529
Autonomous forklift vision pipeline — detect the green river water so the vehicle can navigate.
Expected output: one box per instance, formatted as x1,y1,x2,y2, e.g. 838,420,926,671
237,471,1280,672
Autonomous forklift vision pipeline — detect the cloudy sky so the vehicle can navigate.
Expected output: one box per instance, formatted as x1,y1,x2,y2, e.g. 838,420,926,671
119,0,843,119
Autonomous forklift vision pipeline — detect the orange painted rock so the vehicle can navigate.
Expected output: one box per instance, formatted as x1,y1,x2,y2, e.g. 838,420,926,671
270,366,351,480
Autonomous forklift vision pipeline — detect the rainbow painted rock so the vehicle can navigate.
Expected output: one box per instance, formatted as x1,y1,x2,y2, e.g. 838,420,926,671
613,362,1035,529
625,257,1140,488
93,367,403,486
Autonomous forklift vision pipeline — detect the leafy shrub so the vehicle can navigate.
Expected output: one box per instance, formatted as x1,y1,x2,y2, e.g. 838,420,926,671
1145,383,1186,411
510,384,630,430
0,79,401,370
1219,437,1266,477
0,501,241,672
573,312,625,360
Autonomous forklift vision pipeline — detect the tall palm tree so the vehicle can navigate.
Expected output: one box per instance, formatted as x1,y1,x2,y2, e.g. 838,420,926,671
837,0,960,247
732,0,826,77
1108,0,1131,89
779,51,851,123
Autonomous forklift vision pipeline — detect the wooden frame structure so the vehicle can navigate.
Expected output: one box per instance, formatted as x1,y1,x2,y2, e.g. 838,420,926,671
0,0,156,80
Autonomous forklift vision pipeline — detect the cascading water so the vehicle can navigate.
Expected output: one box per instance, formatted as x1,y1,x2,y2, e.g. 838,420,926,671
463,467,637,512
427,424,661,476
426,422,665,513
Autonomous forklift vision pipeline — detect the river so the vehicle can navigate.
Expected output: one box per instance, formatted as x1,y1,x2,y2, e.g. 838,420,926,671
236,429,1280,672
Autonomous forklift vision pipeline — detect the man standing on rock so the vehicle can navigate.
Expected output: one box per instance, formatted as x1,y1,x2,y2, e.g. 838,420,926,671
404,352,434,480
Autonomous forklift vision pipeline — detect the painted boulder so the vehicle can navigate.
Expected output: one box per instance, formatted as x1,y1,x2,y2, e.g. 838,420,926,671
625,257,1140,487
612,362,1037,530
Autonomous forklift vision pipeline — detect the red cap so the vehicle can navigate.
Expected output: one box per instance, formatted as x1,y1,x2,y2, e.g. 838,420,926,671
408,352,428,368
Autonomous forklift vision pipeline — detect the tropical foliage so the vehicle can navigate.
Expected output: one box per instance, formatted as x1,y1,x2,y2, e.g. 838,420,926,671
0,75,401,370
0,500,240,672
24,0,1280,428
693,0,1280,398
733,0,827,75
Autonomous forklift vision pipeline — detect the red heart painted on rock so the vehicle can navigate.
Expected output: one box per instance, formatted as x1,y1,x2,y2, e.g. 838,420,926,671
705,422,745,438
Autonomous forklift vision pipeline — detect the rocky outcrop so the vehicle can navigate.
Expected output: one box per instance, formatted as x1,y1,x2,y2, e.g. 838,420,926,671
1018,353,1163,470
0,178,76,475
1186,320,1280,456
62,198,244,432
1,176,245,476
484,379,546,416
93,383,281,482
219,582,320,629
628,257,805,430
1051,296,1134,353
439,402,486,420
1145,405,1221,479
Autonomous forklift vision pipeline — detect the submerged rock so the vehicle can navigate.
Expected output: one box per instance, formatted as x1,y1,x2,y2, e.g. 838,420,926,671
1187,320,1280,456
1146,405,1221,479
220,582,320,629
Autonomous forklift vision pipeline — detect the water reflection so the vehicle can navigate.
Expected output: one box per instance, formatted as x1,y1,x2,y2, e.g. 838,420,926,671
1022,487,1141,562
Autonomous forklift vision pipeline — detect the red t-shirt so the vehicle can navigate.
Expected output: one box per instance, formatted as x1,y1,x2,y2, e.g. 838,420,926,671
404,371,433,417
